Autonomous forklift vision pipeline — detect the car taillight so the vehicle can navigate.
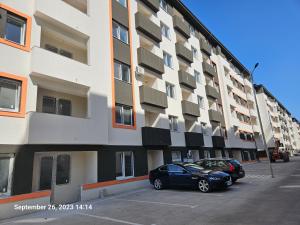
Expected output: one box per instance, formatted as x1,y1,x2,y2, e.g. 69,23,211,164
229,163,235,172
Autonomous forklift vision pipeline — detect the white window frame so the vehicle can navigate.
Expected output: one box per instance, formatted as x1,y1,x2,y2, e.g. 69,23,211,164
115,104,134,126
112,21,129,44
5,13,26,45
194,70,201,84
116,151,134,180
116,0,127,8
171,151,182,163
197,96,205,109
163,51,173,68
161,22,171,40
114,60,131,83
166,82,176,99
0,77,21,113
169,115,178,132
192,46,198,59
0,155,15,197
160,0,168,12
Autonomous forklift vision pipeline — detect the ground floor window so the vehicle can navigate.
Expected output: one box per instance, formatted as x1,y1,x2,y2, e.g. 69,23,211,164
172,151,182,162
0,155,14,196
204,150,210,159
116,151,134,179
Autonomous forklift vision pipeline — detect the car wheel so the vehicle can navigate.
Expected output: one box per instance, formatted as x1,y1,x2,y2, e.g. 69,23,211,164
154,178,163,190
198,179,210,193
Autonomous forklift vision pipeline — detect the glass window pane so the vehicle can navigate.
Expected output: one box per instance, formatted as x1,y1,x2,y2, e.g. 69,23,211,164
115,105,123,124
114,62,120,79
117,0,127,7
39,157,53,191
42,96,56,114
123,106,133,125
0,158,10,193
120,28,128,43
171,151,182,162
5,15,25,44
0,78,20,111
116,152,123,177
124,152,133,177
112,22,119,39
121,64,130,83
56,155,70,185
58,99,71,116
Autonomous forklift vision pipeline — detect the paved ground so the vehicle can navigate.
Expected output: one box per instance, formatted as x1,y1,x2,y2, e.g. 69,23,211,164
1,157,300,225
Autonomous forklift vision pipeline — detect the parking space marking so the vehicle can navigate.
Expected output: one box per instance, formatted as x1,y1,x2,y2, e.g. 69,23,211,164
290,174,300,177
115,198,198,209
279,185,300,189
78,213,144,225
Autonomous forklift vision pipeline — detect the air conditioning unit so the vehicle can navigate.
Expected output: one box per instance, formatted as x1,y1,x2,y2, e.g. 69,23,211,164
136,66,144,76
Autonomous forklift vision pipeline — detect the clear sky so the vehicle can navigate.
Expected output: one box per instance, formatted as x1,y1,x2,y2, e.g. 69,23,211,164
182,0,300,119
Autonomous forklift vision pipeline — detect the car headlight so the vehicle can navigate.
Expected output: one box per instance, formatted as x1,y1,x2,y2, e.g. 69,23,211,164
209,177,221,181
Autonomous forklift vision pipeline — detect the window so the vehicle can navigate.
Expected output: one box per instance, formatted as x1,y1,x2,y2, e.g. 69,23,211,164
0,77,21,112
197,96,205,109
116,0,127,8
192,46,198,59
189,25,195,36
169,115,178,131
4,14,26,45
115,104,134,126
45,44,73,59
0,156,13,195
39,156,53,191
166,82,175,99
114,61,131,83
204,150,210,159
194,70,201,84
56,155,70,185
42,96,72,116
112,21,128,44
163,51,173,68
161,23,171,39
168,164,185,172
201,122,208,135
239,132,246,140
160,0,168,12
171,152,182,163
116,152,134,179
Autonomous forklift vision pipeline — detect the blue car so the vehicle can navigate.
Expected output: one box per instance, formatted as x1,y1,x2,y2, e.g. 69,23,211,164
149,163,232,193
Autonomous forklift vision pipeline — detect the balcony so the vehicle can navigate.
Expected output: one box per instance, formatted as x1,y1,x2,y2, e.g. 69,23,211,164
185,132,204,148
137,47,164,75
205,85,220,99
200,39,212,55
176,43,193,64
135,12,162,43
139,85,168,109
182,100,200,118
140,0,160,13
35,0,90,36
173,15,190,39
142,127,171,147
115,79,133,106
208,109,223,122
178,70,196,90
112,0,129,27
202,62,217,77
212,136,225,148
31,47,91,87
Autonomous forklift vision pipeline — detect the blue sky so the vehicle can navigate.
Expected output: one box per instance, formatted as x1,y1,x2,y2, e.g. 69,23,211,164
182,0,300,119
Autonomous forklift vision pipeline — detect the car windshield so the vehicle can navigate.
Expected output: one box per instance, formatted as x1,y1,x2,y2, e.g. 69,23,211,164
184,164,204,173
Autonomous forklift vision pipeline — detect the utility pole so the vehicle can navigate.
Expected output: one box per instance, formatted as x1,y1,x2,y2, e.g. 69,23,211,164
250,63,275,178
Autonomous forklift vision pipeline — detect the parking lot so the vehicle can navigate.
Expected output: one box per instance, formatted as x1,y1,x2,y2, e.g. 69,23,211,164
1,158,300,225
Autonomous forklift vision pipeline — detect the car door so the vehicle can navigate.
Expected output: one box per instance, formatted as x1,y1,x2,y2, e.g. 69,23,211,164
168,165,192,187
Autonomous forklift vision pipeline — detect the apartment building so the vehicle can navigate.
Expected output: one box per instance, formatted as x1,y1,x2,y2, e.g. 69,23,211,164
0,0,263,205
292,118,300,152
254,85,297,155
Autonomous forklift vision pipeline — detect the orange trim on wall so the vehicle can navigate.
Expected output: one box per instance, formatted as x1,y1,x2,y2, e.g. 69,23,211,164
83,175,149,190
0,4,32,52
0,190,51,204
109,0,136,130
0,72,27,118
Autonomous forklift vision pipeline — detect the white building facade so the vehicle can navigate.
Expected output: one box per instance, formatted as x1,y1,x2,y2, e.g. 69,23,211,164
1,0,263,205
